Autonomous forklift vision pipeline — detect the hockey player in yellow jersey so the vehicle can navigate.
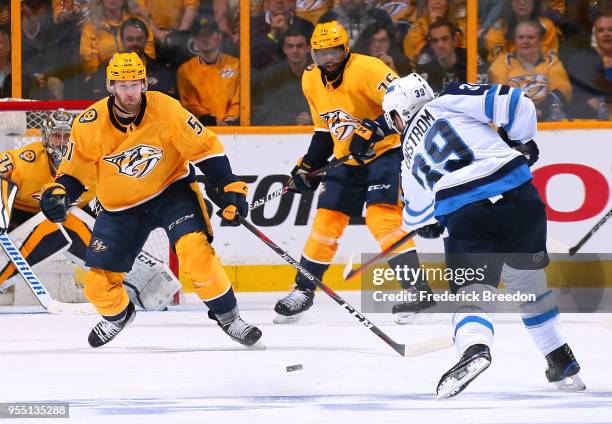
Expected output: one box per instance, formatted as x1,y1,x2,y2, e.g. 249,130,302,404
274,21,439,323
39,52,262,348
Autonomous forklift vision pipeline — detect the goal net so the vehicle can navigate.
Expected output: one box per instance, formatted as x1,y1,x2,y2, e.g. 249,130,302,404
0,99,176,307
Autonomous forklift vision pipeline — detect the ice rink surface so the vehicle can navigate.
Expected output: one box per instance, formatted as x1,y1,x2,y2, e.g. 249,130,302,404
1,292,611,424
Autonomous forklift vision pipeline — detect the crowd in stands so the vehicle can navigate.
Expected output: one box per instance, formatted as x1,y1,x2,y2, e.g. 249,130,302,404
0,0,609,123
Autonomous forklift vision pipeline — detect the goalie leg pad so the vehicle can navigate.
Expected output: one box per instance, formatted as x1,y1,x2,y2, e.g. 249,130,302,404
0,213,71,292
365,203,415,253
175,231,231,302
83,268,129,317
123,251,182,311
303,208,349,263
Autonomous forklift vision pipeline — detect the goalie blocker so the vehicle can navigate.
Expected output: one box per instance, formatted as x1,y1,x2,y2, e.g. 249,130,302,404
0,207,181,311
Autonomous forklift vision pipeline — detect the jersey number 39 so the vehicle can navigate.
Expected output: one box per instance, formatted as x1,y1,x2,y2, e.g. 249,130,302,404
411,120,474,189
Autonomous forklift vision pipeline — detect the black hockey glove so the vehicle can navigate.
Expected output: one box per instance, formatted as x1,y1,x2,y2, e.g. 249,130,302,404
416,222,445,239
218,176,248,226
288,157,324,194
349,119,384,165
39,182,69,223
498,129,539,167
512,139,539,167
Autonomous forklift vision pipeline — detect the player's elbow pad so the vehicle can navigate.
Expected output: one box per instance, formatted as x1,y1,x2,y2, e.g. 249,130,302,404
196,155,233,186
55,174,86,204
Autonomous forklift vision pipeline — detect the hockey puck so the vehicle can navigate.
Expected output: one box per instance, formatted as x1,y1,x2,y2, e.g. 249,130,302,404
286,364,303,372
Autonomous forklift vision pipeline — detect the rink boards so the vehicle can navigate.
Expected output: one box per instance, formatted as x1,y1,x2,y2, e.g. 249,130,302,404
190,128,612,291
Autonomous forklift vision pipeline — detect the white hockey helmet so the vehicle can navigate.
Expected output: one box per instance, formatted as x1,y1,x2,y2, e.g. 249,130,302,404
42,108,73,170
382,73,434,133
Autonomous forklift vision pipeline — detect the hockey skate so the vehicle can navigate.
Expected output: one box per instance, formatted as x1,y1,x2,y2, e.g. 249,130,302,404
273,286,315,324
437,343,492,399
88,301,136,348
545,343,585,391
392,280,437,324
209,311,263,348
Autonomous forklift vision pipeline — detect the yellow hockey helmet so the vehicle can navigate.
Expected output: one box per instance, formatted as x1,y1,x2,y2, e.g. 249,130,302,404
106,52,147,94
310,20,349,51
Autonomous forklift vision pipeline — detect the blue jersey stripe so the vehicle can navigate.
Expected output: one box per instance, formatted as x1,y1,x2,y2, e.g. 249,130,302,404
405,200,434,216
434,164,532,217
484,85,498,120
436,156,527,200
502,88,523,133
403,210,435,227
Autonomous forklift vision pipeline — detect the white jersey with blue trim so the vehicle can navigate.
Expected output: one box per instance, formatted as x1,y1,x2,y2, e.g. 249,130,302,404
400,82,538,230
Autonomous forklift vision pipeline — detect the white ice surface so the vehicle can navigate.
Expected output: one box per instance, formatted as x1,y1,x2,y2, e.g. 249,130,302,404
0,292,610,424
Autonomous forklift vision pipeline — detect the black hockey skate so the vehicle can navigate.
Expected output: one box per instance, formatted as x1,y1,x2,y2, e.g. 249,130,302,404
437,343,492,399
545,343,585,391
392,281,437,324
88,301,136,348
209,311,263,347
273,286,315,324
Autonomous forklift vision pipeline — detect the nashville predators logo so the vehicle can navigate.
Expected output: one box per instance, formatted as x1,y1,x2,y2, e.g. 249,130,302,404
91,238,108,252
321,109,359,141
508,74,548,103
19,150,36,162
79,109,98,123
295,0,328,11
103,145,163,178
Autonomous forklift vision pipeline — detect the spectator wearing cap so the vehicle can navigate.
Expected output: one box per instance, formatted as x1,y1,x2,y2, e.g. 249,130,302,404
252,26,312,125
91,17,178,98
489,20,571,121
250,0,314,70
416,19,488,93
177,16,239,126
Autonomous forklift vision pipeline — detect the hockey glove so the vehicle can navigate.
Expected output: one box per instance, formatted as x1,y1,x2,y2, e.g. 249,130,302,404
219,176,248,226
416,222,445,239
350,119,384,165
39,182,70,223
513,139,539,167
288,157,324,194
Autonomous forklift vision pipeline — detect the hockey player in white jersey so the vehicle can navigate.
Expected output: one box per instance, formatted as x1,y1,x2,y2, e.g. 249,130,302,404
382,74,585,398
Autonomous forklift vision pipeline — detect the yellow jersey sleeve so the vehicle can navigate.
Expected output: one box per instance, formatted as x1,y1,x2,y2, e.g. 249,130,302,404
165,96,226,163
487,54,510,84
548,55,572,102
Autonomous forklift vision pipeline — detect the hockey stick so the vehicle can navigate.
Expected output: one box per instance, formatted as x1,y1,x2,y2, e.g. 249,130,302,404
237,216,453,356
344,229,418,281
0,233,97,314
249,154,352,211
235,215,407,356
569,207,612,255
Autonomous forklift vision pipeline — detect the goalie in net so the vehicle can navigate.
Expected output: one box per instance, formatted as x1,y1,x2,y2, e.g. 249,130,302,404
0,108,181,311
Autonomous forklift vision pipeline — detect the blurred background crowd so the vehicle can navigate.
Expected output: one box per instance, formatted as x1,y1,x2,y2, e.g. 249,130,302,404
0,0,610,124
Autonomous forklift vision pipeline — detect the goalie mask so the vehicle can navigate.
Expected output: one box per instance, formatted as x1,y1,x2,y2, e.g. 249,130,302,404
41,109,73,171
382,73,435,133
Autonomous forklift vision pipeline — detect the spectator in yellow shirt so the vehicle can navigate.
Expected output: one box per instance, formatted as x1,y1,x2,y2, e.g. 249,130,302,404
489,20,571,121
177,16,239,126
79,0,155,76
